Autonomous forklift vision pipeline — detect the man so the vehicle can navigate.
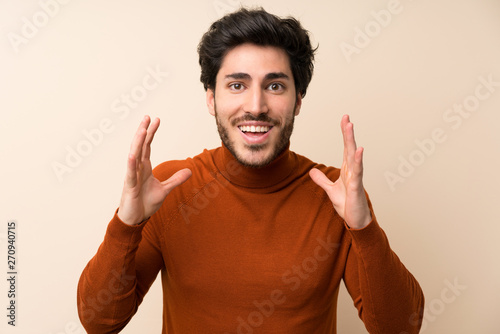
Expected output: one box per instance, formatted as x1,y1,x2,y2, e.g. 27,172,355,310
77,7,424,333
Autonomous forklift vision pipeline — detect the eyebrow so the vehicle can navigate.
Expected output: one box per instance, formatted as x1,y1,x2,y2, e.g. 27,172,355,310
264,72,290,81
224,72,291,81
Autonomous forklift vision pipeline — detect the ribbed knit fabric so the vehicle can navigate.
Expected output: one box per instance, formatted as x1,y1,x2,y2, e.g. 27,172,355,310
77,144,424,333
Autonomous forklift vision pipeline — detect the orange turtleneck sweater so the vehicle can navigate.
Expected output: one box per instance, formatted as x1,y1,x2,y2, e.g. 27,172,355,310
77,145,424,333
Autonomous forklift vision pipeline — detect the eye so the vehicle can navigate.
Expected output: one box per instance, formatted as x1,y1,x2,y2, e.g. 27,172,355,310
229,83,244,91
268,83,284,92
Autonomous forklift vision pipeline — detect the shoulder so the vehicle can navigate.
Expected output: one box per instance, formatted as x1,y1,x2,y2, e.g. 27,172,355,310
152,147,219,183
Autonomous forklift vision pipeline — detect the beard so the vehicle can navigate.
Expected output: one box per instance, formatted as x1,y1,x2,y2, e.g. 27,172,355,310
214,101,297,168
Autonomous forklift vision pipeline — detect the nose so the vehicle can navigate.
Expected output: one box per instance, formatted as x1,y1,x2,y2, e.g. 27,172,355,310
243,87,269,115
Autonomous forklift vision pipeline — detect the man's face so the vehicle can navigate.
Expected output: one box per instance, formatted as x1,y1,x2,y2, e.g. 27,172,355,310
206,43,302,167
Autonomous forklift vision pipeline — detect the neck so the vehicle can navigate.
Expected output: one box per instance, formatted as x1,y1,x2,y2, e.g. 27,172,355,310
213,142,297,192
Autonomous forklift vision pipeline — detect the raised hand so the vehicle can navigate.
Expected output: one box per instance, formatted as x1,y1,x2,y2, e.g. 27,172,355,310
309,115,371,229
117,116,192,226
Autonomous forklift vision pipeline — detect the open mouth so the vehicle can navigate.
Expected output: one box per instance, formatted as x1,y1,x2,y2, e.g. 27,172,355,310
237,125,273,143
238,125,271,134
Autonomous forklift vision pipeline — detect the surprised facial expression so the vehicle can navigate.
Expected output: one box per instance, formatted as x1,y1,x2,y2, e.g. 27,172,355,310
207,43,302,167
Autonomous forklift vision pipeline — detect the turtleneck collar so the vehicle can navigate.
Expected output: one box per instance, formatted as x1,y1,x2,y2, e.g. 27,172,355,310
213,142,298,192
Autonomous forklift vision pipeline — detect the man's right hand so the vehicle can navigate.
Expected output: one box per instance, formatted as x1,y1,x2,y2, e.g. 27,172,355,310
117,115,192,226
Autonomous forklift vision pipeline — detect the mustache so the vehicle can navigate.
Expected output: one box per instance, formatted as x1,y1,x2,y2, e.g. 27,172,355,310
230,113,280,127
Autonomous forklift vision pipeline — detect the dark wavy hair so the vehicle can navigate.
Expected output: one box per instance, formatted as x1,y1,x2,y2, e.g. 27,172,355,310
197,7,317,98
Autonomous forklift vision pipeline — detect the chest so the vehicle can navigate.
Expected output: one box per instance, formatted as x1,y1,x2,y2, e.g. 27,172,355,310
162,182,350,310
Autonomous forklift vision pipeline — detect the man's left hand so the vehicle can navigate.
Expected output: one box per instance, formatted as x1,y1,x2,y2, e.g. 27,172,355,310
309,115,372,229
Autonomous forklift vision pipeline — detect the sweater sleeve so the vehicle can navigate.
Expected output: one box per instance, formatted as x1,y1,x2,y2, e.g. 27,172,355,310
77,212,164,334
342,202,425,333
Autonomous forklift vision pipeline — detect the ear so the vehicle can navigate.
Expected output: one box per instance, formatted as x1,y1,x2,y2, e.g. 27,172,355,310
206,89,215,116
294,93,303,116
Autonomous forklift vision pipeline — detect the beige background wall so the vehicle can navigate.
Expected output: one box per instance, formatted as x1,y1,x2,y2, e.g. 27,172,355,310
1,0,499,333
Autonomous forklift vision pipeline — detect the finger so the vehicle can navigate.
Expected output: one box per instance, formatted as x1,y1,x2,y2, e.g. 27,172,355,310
346,122,357,167
341,115,349,164
125,116,150,188
309,168,334,196
142,117,160,161
130,116,151,162
354,146,364,177
161,168,193,193
124,154,138,188
342,116,357,169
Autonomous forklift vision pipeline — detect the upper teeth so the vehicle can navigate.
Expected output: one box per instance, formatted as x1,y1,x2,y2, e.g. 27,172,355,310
239,125,270,133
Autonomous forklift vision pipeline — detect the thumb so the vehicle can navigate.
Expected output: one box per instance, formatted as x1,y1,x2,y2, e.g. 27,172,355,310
161,168,192,193
309,168,335,194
